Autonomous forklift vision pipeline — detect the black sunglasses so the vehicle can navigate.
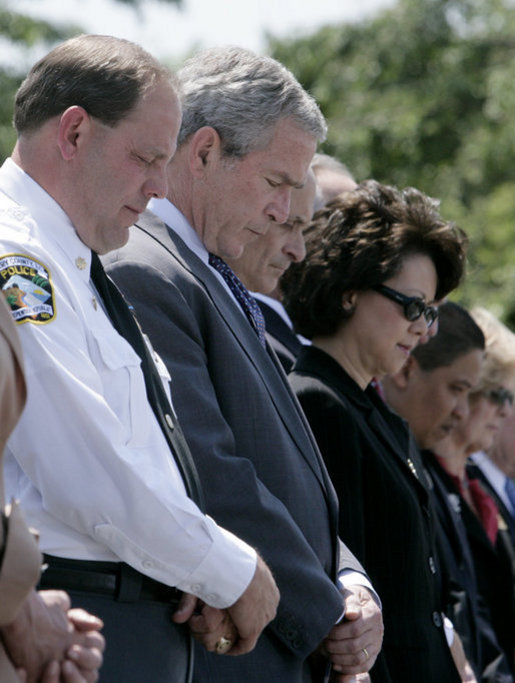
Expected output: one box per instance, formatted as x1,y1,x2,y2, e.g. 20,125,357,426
373,284,438,328
486,387,514,407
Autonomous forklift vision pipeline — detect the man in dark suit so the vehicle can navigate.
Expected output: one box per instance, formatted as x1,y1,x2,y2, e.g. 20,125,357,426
233,169,317,373
470,425,515,545
105,46,383,681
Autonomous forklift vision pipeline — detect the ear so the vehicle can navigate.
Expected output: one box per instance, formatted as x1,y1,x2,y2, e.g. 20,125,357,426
188,126,222,178
390,354,417,390
56,106,91,161
341,291,357,313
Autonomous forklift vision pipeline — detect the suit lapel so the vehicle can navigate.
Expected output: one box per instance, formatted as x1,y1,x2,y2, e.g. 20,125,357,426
134,214,330,492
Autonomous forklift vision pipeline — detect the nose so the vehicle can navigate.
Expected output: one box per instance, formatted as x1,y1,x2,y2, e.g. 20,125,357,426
283,227,306,263
452,394,470,422
143,165,168,200
500,400,513,419
266,188,291,225
409,314,430,338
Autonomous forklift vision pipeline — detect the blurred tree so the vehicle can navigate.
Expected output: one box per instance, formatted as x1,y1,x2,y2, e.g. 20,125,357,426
269,0,515,316
0,0,181,161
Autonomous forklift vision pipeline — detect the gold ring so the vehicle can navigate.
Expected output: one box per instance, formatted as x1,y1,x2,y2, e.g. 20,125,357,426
362,647,369,660
215,636,233,654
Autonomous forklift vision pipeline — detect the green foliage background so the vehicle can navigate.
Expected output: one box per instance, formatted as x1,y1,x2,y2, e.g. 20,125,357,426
269,0,515,320
0,0,513,318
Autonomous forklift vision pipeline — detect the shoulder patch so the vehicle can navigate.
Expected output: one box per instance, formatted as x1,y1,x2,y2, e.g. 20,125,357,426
0,253,56,324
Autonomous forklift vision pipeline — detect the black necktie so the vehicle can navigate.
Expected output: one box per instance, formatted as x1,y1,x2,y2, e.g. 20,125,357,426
90,252,204,509
208,253,267,347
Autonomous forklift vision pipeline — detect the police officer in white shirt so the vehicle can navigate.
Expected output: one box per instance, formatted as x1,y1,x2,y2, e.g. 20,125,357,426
0,34,278,682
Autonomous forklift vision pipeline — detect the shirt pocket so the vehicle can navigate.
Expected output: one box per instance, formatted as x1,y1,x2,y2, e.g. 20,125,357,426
90,330,153,448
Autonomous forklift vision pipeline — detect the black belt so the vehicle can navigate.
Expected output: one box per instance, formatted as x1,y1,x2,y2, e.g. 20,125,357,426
40,555,182,605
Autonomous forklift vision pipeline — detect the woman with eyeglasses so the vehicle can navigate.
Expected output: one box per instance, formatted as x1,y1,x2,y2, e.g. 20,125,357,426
281,180,469,682
428,306,515,672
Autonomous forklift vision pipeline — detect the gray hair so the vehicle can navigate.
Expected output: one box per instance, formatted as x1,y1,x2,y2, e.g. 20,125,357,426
311,153,356,211
176,46,327,157
14,34,175,133
311,152,354,176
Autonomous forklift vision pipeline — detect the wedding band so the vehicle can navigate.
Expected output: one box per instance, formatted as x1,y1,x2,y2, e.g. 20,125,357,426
215,636,233,654
362,647,369,660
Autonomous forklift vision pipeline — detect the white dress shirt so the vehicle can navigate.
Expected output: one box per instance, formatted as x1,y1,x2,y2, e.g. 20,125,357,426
0,159,256,608
471,450,514,515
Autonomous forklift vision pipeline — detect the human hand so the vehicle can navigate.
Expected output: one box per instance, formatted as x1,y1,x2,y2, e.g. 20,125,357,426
174,555,278,656
2,590,104,683
321,586,383,676
63,609,104,682
224,554,279,655
173,593,238,654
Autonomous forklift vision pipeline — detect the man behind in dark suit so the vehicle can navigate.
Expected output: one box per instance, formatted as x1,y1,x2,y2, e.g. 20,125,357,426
470,416,515,545
233,169,317,373
105,46,383,681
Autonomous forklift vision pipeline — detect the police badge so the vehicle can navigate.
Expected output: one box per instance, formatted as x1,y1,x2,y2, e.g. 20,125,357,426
0,253,56,324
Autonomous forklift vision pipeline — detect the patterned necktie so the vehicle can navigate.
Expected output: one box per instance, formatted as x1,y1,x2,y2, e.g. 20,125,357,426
504,477,515,518
90,252,204,508
208,252,266,347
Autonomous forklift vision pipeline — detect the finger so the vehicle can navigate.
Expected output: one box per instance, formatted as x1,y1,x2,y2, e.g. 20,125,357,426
225,633,259,656
331,649,378,676
39,659,61,683
68,608,104,632
61,659,97,683
39,589,72,612
15,669,27,683
188,606,225,634
172,593,198,623
70,630,106,652
66,644,104,672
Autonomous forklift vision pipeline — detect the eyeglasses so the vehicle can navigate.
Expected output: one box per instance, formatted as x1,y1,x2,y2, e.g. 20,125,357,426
486,387,514,407
373,284,439,328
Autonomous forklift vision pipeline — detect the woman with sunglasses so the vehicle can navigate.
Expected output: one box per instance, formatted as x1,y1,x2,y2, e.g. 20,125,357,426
281,180,469,682
428,306,515,672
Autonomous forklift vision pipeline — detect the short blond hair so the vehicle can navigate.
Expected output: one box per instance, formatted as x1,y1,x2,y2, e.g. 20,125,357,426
471,307,515,393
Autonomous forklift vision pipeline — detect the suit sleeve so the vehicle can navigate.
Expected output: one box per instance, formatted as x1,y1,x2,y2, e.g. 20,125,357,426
107,256,345,658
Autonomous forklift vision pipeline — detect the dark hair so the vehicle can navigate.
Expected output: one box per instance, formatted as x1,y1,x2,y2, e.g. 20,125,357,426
14,34,174,133
281,179,467,338
412,302,485,370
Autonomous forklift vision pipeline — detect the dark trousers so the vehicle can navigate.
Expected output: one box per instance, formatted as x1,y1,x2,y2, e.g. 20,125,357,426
39,556,193,682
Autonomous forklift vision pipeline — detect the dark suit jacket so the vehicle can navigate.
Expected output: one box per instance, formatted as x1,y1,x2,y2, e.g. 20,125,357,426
468,462,515,548
105,210,364,682
289,345,461,683
431,459,515,671
424,453,513,682
255,298,302,373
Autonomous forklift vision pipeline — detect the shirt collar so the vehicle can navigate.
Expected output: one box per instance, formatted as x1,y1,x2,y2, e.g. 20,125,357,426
470,450,508,498
0,158,92,281
148,197,209,265
148,197,244,306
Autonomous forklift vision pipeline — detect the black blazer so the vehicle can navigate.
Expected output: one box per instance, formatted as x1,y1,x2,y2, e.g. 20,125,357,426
430,458,515,671
424,453,513,681
289,346,460,683
255,298,302,373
